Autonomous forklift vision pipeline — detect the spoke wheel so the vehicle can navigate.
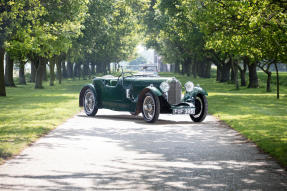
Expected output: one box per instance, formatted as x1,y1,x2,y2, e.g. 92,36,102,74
142,92,160,123
190,94,208,122
84,89,98,116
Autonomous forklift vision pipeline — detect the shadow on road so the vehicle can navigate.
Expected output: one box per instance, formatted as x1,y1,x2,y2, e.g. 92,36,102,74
0,113,286,190
78,114,201,125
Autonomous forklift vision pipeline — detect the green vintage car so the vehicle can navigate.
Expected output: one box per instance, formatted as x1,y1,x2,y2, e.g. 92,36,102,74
79,67,208,123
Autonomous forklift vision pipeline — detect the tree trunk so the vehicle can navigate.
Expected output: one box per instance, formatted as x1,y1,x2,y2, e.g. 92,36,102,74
275,63,280,99
62,62,68,78
248,62,259,88
266,72,272,92
184,58,191,77
42,64,47,81
82,63,89,80
238,62,247,86
0,48,6,96
49,58,56,86
91,63,95,76
230,66,235,83
198,61,211,78
35,57,45,89
216,64,221,82
19,61,26,85
56,60,62,84
231,58,239,90
107,63,111,74
220,62,231,82
30,61,36,82
67,62,74,79
175,63,180,73
4,53,16,87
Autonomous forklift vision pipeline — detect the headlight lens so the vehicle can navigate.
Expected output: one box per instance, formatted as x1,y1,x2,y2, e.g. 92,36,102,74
160,81,170,93
185,81,194,92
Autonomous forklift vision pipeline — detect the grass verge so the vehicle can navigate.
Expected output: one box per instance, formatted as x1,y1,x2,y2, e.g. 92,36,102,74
0,79,89,164
161,72,287,168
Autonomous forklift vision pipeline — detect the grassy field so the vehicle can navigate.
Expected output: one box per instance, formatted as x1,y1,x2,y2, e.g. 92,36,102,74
161,72,287,168
0,80,89,164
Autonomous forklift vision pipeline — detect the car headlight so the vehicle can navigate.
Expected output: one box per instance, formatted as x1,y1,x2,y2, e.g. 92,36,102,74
160,81,170,93
185,81,194,92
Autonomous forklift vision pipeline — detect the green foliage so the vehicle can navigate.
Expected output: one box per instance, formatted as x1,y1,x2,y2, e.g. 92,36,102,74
185,0,287,63
73,0,145,69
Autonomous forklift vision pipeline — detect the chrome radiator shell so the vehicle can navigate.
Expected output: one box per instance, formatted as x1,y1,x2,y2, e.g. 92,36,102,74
167,79,182,105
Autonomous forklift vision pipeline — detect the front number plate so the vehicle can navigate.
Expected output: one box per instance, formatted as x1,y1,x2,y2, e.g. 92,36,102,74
173,108,195,115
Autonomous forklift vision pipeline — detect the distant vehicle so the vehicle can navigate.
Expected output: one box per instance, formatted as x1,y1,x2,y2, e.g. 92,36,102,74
79,66,208,123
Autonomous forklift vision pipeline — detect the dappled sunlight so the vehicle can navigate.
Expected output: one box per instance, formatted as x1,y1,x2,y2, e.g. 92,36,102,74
0,110,286,190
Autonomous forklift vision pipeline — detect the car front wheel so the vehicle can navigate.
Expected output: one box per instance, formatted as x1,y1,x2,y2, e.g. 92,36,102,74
83,88,98,116
142,92,160,123
190,94,208,122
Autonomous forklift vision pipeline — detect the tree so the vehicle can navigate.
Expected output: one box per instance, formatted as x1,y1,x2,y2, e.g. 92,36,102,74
142,0,211,77
0,0,44,96
184,0,286,94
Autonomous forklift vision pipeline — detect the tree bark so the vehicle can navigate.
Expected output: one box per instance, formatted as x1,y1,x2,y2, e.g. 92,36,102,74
230,66,235,83
49,58,56,86
275,63,280,99
175,63,180,73
35,57,45,89
4,53,16,87
62,62,68,78
238,61,247,86
91,63,95,76
56,60,62,84
19,61,26,85
216,64,221,82
248,62,259,88
82,63,89,80
0,48,6,96
42,64,47,81
30,61,36,82
184,57,191,77
220,61,231,82
231,57,239,90
266,72,272,92
67,62,74,79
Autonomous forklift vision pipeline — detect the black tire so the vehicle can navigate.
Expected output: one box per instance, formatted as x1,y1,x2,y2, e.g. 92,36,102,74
83,88,98,116
190,94,208,122
142,92,160,123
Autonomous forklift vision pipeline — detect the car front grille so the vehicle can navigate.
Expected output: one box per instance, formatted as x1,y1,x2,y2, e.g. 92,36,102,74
168,79,182,105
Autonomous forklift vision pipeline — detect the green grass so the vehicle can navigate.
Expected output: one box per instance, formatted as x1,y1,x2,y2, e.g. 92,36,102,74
0,79,89,164
161,72,287,168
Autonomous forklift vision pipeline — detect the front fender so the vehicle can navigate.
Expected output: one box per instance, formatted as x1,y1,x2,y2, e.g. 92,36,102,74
79,84,96,107
135,86,162,114
192,87,208,96
184,86,208,101
145,86,162,97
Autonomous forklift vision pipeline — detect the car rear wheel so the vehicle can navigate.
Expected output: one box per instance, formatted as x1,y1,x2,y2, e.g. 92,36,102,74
190,94,208,122
142,92,160,123
84,88,98,116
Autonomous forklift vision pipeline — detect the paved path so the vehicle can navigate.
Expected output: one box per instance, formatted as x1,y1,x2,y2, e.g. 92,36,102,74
0,110,286,191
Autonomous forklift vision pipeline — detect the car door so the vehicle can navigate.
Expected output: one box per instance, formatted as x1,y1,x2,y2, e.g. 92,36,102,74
102,78,129,111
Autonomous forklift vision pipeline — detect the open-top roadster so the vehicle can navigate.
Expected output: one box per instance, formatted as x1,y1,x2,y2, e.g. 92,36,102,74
79,66,208,123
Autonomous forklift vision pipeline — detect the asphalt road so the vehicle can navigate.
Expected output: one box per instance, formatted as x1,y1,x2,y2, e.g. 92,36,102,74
0,109,286,191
